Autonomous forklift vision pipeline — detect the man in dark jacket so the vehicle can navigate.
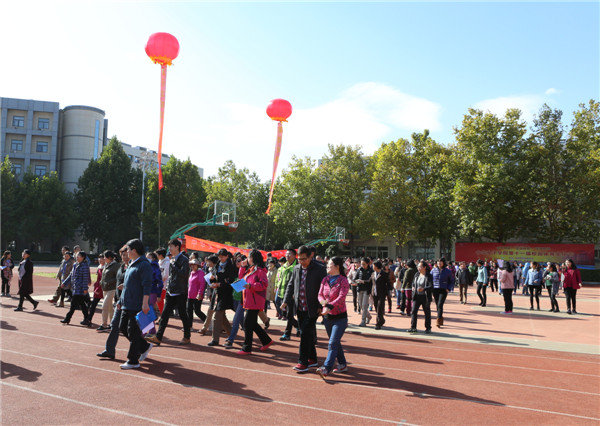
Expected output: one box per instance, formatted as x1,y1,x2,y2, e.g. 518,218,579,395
208,248,236,346
282,245,326,373
15,249,38,312
48,246,71,306
147,239,191,346
455,261,472,304
355,258,373,326
372,261,389,330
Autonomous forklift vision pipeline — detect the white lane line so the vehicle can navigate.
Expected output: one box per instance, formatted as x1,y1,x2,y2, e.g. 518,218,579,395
2,339,600,422
0,381,174,425
4,315,598,376
0,349,403,425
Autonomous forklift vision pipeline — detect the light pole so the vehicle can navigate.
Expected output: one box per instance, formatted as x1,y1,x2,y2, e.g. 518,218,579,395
136,151,154,242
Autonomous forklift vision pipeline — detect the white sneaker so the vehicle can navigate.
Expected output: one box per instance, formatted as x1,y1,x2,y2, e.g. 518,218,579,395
120,362,140,370
139,343,153,362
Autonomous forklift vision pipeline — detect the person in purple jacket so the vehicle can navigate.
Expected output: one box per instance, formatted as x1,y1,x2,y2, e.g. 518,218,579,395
431,257,452,328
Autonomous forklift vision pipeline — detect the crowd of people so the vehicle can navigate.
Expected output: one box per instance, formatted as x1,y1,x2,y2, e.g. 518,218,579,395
0,242,585,378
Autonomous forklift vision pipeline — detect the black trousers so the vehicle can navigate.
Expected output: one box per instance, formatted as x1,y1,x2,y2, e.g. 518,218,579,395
548,288,559,311
351,285,358,311
386,291,392,311
529,286,541,308
242,309,271,352
18,293,36,308
502,289,513,312
489,279,498,292
120,309,150,364
187,298,207,325
565,287,577,312
373,294,386,327
411,293,431,330
477,283,487,305
284,303,298,335
1,276,10,294
156,294,190,340
432,288,448,318
64,294,89,322
87,297,102,322
296,310,317,365
459,284,468,302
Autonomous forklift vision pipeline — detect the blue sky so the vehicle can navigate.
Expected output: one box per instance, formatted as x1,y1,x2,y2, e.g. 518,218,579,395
1,1,598,178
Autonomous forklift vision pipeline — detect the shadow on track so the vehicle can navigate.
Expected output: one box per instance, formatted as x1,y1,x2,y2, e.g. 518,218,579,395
1,362,42,382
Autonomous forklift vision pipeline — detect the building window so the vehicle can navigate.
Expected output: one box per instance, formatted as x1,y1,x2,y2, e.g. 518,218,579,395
12,164,22,175
34,165,47,176
38,118,50,130
12,116,25,127
11,140,23,151
36,141,49,153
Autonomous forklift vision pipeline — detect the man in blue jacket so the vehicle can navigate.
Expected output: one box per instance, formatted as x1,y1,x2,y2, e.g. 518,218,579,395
118,239,153,370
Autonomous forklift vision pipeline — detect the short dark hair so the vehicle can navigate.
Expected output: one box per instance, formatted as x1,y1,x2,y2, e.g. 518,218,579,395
77,251,87,260
298,246,311,256
373,260,383,269
278,256,286,263
286,248,297,256
147,251,158,261
249,249,265,268
155,248,167,257
98,253,105,259
23,249,31,256
477,259,484,266
126,239,145,257
217,248,229,257
168,239,181,250
103,250,115,260
309,246,317,255
207,254,218,264
361,257,370,264
61,245,69,251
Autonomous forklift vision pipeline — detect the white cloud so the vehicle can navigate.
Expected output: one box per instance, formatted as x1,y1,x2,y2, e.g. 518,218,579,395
172,82,442,179
473,93,552,123
545,87,559,95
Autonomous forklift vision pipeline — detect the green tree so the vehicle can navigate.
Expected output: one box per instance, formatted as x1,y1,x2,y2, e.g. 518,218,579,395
18,171,76,252
452,108,534,243
270,157,327,246
1,157,22,249
142,156,207,248
316,144,370,248
75,137,142,251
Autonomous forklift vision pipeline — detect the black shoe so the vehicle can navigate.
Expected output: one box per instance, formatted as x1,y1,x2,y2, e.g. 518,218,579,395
223,340,233,348
572,310,578,314
530,307,534,310
33,301,39,310
60,319,69,324
14,307,23,312
425,328,432,334
295,330,301,337
80,320,92,327
567,310,572,315
96,351,115,359
207,340,219,347
375,326,381,330
549,309,554,312
407,328,417,333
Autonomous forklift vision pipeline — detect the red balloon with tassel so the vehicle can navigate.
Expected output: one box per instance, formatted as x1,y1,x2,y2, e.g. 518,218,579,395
265,99,292,215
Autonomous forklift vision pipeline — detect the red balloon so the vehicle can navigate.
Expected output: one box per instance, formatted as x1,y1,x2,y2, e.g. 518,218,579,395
145,32,180,66
266,99,292,122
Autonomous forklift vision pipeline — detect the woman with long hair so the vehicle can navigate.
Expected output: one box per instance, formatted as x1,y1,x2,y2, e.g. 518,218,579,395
497,261,514,313
238,249,273,355
563,259,582,314
316,256,350,378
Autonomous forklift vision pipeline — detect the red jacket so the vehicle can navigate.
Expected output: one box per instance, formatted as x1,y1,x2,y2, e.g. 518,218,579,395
93,267,104,299
318,275,349,316
240,266,268,310
563,268,582,289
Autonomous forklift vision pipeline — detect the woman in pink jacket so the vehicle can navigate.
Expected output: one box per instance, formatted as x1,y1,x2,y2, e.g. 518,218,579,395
238,249,273,355
497,261,515,314
316,256,350,378
563,259,582,314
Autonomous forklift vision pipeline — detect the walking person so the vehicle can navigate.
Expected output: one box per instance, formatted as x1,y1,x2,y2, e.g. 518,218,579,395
431,258,452,327
199,255,218,335
98,250,119,331
525,261,543,310
316,256,350,378
86,254,105,324
187,258,207,328
355,258,373,327
401,260,417,316
147,239,192,346
282,245,327,373
371,261,388,330
545,263,561,313
408,261,433,333
156,248,170,316
14,249,38,311
97,246,128,359
224,255,247,348
456,261,472,304
204,249,235,346
117,239,153,369
476,260,488,307
497,261,514,313
60,251,91,324
48,246,72,305
238,249,274,355
1,250,15,297
278,249,299,341
563,259,582,315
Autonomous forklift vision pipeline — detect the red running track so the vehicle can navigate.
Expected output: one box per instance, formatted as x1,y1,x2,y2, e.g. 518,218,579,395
1,300,599,425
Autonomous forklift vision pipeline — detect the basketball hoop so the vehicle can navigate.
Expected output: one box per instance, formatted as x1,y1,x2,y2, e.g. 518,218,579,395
225,222,239,231
340,239,350,245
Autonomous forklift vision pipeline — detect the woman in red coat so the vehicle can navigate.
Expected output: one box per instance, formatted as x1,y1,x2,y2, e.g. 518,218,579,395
563,258,582,314
238,249,273,355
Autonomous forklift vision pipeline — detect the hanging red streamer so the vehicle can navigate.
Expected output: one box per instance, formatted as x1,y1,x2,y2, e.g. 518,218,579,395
158,64,167,190
265,121,283,215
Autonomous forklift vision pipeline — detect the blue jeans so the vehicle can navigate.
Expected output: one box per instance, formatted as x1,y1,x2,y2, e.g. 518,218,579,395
227,300,244,341
323,316,348,371
395,289,402,306
105,308,122,356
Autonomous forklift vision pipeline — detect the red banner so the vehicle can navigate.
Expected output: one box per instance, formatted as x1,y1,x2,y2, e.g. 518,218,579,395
184,235,286,260
455,243,595,266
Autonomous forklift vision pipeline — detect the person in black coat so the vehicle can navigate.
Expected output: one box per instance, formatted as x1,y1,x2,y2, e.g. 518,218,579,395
282,245,327,372
208,249,237,345
371,261,389,330
15,249,38,311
